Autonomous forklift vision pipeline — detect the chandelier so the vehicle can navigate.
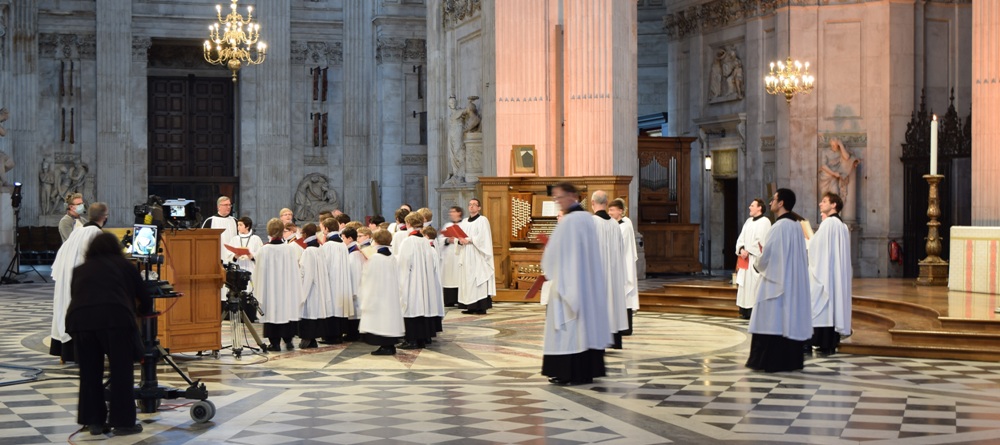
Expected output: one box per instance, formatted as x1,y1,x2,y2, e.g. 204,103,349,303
764,1,815,103
203,0,267,82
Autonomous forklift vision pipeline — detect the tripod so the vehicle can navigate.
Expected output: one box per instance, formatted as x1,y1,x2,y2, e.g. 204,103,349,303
221,288,267,359
1,207,45,284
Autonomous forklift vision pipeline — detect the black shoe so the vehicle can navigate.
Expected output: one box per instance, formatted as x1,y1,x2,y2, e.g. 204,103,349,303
88,424,109,435
267,344,281,352
548,377,569,386
371,346,396,355
285,342,295,350
112,424,143,436
461,310,475,315
319,338,343,345
399,341,424,350
300,339,318,349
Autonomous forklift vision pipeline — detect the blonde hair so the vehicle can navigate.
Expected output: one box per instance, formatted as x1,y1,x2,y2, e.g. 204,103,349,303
65,192,83,208
404,212,424,229
266,218,284,238
417,207,433,222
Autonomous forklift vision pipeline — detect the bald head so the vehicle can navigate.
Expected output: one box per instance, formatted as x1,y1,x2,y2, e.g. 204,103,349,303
590,190,609,211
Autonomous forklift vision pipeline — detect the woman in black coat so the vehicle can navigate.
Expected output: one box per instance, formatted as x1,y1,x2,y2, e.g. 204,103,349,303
66,233,152,436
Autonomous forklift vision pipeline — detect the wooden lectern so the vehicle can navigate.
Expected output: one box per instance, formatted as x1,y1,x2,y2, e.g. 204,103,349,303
155,229,225,353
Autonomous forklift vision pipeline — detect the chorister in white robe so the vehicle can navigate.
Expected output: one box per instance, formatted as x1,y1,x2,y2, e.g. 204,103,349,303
320,240,355,319
202,215,238,261
50,225,103,345
594,213,629,334
735,215,772,310
397,234,443,318
749,216,812,341
542,209,613,355
457,214,496,305
390,230,409,255
619,216,639,311
253,242,305,325
299,245,333,321
438,221,463,289
346,242,366,319
358,247,405,338
225,233,263,275
808,215,852,336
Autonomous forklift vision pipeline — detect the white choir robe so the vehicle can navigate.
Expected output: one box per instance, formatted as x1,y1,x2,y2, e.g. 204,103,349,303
253,242,305,325
346,243,366,319
749,217,813,341
397,234,444,318
735,215,772,309
203,215,238,262
808,215,853,336
358,248,405,338
390,230,409,255
542,210,613,355
619,216,639,311
300,246,333,322
594,214,629,334
320,240,356,319
50,225,103,345
457,215,496,305
438,222,462,289
225,233,263,290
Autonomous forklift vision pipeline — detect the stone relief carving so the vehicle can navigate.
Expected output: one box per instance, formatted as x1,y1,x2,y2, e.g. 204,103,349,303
39,34,97,60
291,41,343,65
376,38,425,64
294,173,340,224
401,155,428,166
0,108,13,186
443,0,482,27
708,45,744,102
39,154,91,214
444,95,481,185
664,0,781,40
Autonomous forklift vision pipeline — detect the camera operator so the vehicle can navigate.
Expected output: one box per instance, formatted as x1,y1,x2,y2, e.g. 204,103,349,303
66,232,152,436
58,192,88,243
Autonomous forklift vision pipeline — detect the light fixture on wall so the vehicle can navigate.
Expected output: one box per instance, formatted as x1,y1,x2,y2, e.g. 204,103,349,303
704,154,713,171
204,0,267,82
764,0,815,103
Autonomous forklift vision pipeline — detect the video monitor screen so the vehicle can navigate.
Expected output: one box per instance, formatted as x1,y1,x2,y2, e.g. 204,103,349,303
169,205,186,218
130,224,159,257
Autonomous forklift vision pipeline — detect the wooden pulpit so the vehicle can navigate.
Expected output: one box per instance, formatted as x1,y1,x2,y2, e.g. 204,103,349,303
155,229,224,353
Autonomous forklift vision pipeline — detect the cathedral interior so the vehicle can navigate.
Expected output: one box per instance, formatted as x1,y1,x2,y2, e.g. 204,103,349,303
3,0,1000,444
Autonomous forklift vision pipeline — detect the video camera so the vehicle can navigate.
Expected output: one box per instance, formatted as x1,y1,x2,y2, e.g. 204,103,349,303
163,199,201,229
223,262,262,320
224,262,252,293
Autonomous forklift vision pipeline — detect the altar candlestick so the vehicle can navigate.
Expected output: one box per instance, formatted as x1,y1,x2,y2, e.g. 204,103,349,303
930,114,938,175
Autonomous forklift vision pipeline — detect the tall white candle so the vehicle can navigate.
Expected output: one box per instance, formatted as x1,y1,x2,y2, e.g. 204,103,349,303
930,114,938,175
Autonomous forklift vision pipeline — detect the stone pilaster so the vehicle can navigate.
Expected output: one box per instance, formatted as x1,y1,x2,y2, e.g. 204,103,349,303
9,0,40,223
343,0,375,217
426,0,446,218
95,0,135,226
972,0,1000,225
247,0,291,223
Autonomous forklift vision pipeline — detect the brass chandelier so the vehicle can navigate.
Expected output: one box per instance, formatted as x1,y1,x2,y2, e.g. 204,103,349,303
764,1,814,103
204,0,267,82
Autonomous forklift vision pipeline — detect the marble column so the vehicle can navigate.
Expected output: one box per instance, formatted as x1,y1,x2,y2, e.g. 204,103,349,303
343,0,375,218
972,0,1000,225
9,0,40,224
95,0,137,226
246,0,291,223
426,0,446,218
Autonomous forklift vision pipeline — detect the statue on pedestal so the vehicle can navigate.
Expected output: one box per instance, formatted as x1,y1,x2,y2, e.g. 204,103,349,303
819,138,861,205
445,95,482,185
0,108,15,186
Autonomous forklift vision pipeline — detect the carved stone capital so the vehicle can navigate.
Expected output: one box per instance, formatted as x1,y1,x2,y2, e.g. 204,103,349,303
292,40,343,65
443,0,482,28
132,36,152,61
401,154,427,165
39,33,96,59
376,37,406,64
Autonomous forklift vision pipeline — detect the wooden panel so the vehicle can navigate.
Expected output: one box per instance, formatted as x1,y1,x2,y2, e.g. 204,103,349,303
156,229,225,353
640,224,701,273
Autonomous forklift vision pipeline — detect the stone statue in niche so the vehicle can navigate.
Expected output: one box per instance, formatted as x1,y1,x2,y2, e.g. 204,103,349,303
445,95,481,185
708,46,745,102
39,158,57,213
0,108,14,186
818,138,861,205
294,173,340,224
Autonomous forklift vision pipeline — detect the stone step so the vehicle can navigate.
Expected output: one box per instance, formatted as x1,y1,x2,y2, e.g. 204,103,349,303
660,282,738,298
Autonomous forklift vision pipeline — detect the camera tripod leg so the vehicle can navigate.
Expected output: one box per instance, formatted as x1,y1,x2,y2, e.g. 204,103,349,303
241,311,268,353
157,345,198,387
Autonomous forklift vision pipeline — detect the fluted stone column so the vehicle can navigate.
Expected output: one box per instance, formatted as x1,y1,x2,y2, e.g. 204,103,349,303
9,0,41,224
248,0,291,222
95,0,136,226
427,0,446,217
343,0,375,217
972,0,1000,225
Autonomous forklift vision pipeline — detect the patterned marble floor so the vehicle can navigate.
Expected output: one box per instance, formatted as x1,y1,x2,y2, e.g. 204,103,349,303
3,282,1000,444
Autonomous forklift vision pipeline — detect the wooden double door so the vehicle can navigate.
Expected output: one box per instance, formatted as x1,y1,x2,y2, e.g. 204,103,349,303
147,76,237,215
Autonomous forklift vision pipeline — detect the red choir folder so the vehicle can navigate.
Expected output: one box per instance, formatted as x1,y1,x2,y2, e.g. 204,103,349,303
441,225,469,239
525,276,547,300
293,237,308,249
736,255,749,270
225,245,252,257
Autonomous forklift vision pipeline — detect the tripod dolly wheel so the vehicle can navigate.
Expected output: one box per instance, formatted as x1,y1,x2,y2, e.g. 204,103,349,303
190,400,216,423
137,398,161,412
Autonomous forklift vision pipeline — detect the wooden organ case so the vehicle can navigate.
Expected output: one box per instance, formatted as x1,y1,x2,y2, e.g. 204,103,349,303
478,176,632,302
637,136,701,273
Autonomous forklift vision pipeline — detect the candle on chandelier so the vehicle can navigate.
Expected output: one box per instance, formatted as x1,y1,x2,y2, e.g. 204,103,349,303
930,114,938,175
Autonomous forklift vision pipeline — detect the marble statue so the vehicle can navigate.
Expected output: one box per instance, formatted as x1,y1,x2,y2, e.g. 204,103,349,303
294,173,339,223
819,138,861,204
0,108,14,186
39,158,57,213
445,95,480,184
708,47,745,101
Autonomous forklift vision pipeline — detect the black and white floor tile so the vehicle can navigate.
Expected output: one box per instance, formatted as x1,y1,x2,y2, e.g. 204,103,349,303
2,282,1000,444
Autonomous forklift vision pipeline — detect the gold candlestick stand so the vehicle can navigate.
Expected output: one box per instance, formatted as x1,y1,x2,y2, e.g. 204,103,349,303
916,174,949,286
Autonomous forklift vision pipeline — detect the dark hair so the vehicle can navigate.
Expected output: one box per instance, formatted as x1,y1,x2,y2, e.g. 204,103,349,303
469,198,482,207
551,182,579,197
449,206,464,217
85,233,125,260
395,208,410,224
238,216,253,229
775,188,796,212
341,227,358,241
751,198,766,209
335,214,351,225
370,215,385,226
608,198,625,210
301,223,318,239
822,192,844,213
